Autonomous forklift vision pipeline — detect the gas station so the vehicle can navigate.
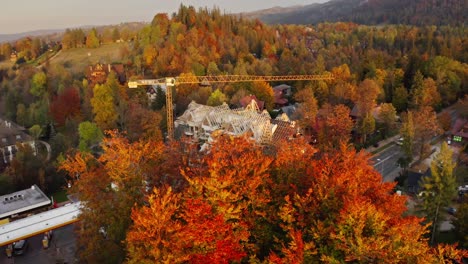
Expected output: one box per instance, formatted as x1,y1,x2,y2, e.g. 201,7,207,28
0,185,81,258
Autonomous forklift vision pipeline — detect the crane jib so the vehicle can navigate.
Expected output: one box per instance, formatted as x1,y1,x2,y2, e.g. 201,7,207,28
128,74,334,140
129,74,334,87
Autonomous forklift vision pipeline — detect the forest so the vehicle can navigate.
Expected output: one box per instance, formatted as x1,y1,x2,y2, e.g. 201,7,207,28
256,0,467,26
0,4,467,263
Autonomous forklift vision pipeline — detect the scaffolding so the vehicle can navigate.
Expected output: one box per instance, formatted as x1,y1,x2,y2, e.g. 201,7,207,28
175,100,296,145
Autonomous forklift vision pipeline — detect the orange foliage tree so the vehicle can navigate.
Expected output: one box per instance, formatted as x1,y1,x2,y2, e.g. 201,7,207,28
316,104,355,151
182,135,273,256
125,136,467,263
268,144,466,263
60,132,167,264
126,188,246,263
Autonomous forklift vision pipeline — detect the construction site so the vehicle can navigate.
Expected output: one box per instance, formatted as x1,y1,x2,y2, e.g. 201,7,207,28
174,100,297,149
129,74,333,146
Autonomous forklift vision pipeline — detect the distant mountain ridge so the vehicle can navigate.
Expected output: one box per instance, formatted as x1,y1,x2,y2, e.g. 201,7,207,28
0,22,147,44
246,0,467,26
240,5,307,20
0,29,66,43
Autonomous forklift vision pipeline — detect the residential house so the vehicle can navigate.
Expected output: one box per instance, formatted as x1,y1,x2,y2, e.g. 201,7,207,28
407,164,431,194
85,63,127,86
350,104,382,121
0,118,35,171
450,118,468,144
9,52,17,62
273,84,292,108
239,95,264,111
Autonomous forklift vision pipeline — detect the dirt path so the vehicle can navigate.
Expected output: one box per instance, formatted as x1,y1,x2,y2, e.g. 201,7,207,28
36,50,62,69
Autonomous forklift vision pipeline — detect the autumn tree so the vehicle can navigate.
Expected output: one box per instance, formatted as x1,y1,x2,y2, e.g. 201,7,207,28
28,100,49,127
78,121,103,152
392,86,409,112
420,78,442,110
30,71,47,98
16,104,28,127
411,75,442,110
269,145,446,263
419,142,457,244
5,143,45,191
86,28,100,48
293,87,318,131
356,79,380,116
174,72,200,114
400,111,415,160
438,111,452,132
60,132,166,264
126,187,185,263
0,42,12,61
206,89,227,106
124,100,163,142
126,188,246,263
329,64,356,104
143,45,157,68
91,83,118,131
49,87,81,127
317,104,354,151
410,70,425,109
249,81,274,111
182,135,273,257
359,113,376,144
355,79,380,143
125,129,468,262
413,106,443,161
378,103,397,138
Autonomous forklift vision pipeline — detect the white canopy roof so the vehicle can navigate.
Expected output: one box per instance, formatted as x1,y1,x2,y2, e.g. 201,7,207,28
0,202,81,246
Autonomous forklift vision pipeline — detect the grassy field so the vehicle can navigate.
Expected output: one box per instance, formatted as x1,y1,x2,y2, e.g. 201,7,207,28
50,42,128,73
0,60,13,69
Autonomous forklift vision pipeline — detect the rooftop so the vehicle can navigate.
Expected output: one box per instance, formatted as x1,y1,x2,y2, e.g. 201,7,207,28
451,118,468,138
0,118,31,148
0,202,81,246
0,185,51,219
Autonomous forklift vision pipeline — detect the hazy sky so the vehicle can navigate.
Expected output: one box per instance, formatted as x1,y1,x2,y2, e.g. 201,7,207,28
0,1,328,34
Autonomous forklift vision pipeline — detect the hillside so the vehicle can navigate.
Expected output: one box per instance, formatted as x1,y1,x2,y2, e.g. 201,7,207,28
249,0,467,26
49,42,129,73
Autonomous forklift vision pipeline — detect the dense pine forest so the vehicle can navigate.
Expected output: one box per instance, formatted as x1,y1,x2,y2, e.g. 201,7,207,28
253,0,467,26
0,5,467,263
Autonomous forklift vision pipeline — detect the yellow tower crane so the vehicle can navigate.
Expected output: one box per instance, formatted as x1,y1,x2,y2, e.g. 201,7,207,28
128,74,333,140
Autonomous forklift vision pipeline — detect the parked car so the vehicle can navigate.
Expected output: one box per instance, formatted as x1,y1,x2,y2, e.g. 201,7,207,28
12,239,28,255
447,207,457,215
395,137,404,146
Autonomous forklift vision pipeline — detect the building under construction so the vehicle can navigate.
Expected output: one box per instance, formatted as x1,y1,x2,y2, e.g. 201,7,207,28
174,100,298,148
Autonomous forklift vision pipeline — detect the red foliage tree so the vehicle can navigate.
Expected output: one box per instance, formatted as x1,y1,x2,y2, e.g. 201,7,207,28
49,87,81,127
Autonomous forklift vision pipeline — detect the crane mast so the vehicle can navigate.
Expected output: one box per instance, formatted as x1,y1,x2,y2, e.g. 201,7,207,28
128,74,334,140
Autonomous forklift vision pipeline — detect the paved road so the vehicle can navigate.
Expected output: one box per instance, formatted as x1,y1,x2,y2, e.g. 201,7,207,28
0,224,77,264
370,144,405,182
